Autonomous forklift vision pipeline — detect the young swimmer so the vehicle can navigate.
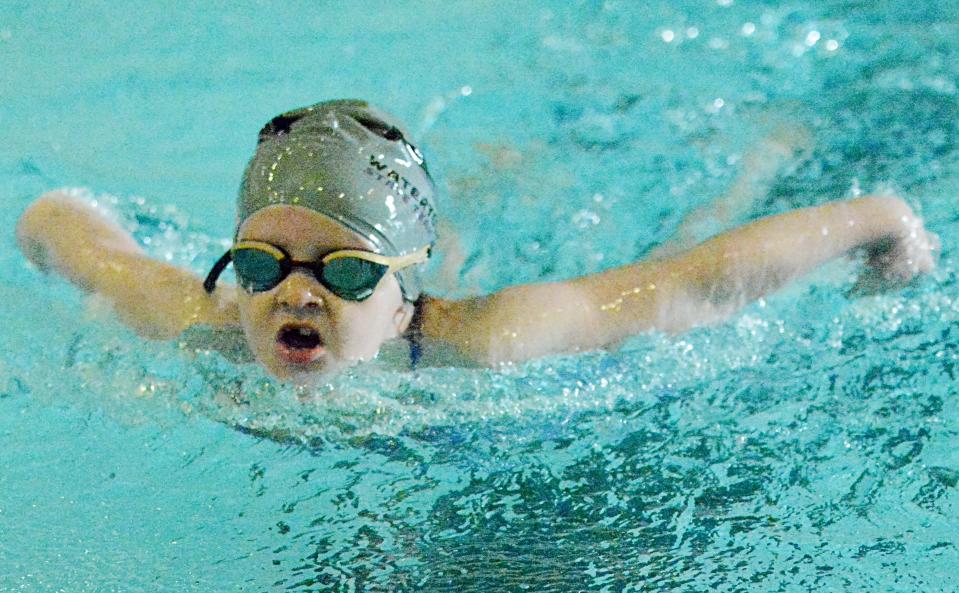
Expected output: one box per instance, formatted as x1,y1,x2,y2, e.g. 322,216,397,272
16,99,940,382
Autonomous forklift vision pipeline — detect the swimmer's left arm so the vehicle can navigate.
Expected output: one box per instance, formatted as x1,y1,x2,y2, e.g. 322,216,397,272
648,195,939,324
424,196,938,365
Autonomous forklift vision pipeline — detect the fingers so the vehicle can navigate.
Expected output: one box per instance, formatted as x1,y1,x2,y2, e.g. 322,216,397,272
851,217,939,298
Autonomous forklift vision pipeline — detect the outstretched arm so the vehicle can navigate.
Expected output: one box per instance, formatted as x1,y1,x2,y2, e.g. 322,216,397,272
16,191,239,338
424,196,938,365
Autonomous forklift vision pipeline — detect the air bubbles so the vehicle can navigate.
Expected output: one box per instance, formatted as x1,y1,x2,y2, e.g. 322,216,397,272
706,97,726,114
741,22,756,36
849,178,863,197
708,37,729,50
660,27,701,44
460,86,473,97
792,24,847,57
572,209,601,228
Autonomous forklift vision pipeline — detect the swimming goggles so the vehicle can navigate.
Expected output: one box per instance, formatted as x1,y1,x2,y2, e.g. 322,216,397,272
203,240,430,301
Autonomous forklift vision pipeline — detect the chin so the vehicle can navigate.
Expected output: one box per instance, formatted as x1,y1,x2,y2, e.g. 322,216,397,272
245,328,378,382
244,323,337,382
264,356,332,383
276,367,329,385
266,351,371,384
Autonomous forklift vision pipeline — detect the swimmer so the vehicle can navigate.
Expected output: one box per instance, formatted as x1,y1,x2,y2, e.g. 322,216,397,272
16,99,940,382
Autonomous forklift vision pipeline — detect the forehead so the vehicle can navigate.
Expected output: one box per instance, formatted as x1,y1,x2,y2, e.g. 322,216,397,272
237,205,376,255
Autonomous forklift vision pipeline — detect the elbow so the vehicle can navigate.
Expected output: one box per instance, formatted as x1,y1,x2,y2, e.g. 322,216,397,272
655,271,772,334
653,293,730,334
17,191,85,250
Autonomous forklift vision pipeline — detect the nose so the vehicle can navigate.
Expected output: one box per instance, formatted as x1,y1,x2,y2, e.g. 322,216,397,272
274,270,326,310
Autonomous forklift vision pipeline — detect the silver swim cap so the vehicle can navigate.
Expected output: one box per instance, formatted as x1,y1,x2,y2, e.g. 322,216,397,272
238,99,438,301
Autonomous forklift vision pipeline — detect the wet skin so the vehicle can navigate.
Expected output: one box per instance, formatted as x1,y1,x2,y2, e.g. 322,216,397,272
16,192,939,379
235,205,414,382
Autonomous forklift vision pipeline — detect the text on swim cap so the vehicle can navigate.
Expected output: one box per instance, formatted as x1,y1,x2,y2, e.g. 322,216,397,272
366,155,437,235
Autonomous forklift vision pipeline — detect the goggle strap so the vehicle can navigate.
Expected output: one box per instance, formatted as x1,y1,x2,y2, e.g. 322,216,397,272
387,246,431,270
203,250,234,294
322,245,431,271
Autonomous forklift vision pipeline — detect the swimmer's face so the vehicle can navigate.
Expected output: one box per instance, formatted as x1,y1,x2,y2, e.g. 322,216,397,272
235,205,414,382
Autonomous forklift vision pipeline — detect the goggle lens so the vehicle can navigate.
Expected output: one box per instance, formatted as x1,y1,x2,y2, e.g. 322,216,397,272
234,247,285,293
203,241,429,301
232,246,391,301
321,257,389,301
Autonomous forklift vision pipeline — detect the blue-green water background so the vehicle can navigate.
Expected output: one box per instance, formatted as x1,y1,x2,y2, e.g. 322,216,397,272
2,1,958,591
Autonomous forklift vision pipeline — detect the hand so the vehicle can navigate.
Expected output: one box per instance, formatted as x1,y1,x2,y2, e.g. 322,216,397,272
851,200,940,295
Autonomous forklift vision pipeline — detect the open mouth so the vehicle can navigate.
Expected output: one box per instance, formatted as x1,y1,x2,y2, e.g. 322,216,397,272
275,323,326,365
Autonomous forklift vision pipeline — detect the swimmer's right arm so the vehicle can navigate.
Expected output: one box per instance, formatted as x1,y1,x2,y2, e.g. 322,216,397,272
16,191,239,338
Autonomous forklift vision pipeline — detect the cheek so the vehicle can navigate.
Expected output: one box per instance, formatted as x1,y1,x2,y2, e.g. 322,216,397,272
332,305,385,345
331,296,401,353
237,295,255,328
237,295,273,343
364,281,405,337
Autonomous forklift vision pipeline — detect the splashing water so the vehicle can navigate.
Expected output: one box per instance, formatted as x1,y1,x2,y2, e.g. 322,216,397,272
2,1,958,591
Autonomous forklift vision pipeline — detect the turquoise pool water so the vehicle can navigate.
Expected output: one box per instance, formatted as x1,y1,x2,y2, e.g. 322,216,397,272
2,1,958,591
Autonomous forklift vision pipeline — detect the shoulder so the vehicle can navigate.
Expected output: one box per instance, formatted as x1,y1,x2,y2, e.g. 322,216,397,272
417,282,598,365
